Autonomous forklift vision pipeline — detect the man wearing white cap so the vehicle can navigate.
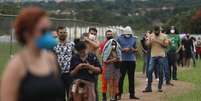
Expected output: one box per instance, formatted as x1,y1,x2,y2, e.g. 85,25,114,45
117,26,139,100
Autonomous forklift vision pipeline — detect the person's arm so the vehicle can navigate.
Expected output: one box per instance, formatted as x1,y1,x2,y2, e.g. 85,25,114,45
153,36,169,47
86,55,101,73
70,63,84,75
146,35,152,46
85,38,99,49
84,64,101,73
141,39,147,53
105,58,118,64
176,37,182,53
1,55,25,101
117,37,129,52
131,38,138,52
47,52,59,77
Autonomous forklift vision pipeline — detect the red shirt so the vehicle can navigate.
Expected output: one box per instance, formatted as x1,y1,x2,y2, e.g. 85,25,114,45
99,39,108,54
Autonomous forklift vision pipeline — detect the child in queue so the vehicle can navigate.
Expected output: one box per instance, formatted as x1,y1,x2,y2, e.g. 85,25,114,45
69,39,101,101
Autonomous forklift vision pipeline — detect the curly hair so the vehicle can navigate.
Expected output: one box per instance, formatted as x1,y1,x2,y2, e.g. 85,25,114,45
14,6,47,45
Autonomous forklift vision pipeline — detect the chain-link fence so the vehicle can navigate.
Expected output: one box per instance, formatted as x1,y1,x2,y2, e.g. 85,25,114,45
0,15,125,70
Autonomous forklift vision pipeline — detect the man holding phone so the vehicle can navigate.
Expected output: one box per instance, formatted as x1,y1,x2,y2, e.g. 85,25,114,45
117,26,139,100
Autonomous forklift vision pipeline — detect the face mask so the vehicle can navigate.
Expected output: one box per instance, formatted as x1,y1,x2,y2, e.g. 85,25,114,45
170,30,175,34
35,32,58,50
125,34,131,38
89,34,96,40
107,36,113,40
155,32,160,36
112,45,116,50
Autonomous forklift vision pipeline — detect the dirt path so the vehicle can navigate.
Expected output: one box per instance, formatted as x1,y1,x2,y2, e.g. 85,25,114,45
121,73,194,101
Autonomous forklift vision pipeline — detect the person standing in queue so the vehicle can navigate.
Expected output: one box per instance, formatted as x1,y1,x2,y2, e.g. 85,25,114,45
53,26,74,100
143,26,169,93
84,28,100,54
102,39,122,101
141,31,151,78
167,26,181,81
117,26,139,100
182,33,194,67
99,30,114,101
83,28,100,101
1,6,65,101
69,40,101,101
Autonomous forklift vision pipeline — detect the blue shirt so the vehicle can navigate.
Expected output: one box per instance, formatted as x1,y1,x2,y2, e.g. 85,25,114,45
117,35,137,61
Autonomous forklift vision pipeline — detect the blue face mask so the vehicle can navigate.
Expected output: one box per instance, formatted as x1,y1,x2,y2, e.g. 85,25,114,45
35,32,58,50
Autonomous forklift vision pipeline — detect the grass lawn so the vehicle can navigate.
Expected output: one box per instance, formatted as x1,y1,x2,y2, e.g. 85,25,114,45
0,42,20,74
167,61,201,101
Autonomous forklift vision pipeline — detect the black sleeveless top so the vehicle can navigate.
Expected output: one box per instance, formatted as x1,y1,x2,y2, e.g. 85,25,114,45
19,71,65,101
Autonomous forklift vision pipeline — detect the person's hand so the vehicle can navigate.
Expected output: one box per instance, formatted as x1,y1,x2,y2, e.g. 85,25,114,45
131,48,138,52
77,63,87,70
122,48,130,52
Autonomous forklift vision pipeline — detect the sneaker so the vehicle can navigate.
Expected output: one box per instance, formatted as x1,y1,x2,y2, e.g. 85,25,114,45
102,93,107,101
158,89,163,92
146,78,148,82
116,94,121,100
142,88,152,93
166,82,174,86
130,95,140,100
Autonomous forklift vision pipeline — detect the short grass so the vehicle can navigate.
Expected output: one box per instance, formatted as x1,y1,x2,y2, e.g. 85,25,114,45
0,42,20,73
167,61,201,101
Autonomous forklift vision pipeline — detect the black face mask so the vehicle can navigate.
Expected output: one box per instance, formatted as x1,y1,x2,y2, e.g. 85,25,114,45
155,32,160,36
59,34,67,41
107,36,113,40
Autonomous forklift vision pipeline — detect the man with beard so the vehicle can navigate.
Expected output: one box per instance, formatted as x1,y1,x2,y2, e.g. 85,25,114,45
83,28,100,101
99,30,114,101
53,26,74,100
143,26,169,92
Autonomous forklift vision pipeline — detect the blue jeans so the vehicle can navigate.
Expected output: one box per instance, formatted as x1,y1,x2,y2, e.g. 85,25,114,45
164,56,170,82
147,56,165,90
143,53,150,77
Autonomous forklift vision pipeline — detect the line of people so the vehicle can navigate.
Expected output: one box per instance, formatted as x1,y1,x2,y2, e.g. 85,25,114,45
141,26,196,93
1,6,197,101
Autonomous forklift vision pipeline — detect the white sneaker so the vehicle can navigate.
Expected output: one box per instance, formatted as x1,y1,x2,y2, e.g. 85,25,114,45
146,78,148,82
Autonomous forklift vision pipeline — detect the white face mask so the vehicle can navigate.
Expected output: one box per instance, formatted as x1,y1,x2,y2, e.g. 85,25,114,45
170,30,175,34
125,34,131,38
89,34,96,40
112,45,116,49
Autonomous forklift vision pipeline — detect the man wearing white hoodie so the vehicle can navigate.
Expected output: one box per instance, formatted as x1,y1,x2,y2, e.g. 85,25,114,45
117,26,139,100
